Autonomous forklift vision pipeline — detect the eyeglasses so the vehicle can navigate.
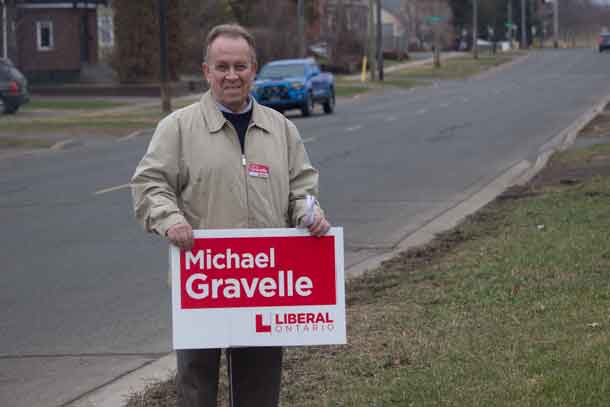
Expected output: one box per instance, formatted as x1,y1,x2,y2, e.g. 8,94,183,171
212,63,251,75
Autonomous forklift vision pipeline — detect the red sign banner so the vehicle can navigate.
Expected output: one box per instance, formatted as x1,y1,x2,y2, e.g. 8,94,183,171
180,236,336,309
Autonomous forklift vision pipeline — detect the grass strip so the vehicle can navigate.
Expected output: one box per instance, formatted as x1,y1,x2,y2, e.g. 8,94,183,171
281,151,610,407
127,144,610,407
335,84,374,98
0,137,55,149
0,119,159,132
388,52,521,81
23,99,127,110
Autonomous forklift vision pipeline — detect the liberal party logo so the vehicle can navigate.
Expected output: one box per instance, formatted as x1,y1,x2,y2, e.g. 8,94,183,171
255,312,335,334
255,314,272,333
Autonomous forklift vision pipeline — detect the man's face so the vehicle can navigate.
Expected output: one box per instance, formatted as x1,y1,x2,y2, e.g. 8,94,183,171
203,36,257,112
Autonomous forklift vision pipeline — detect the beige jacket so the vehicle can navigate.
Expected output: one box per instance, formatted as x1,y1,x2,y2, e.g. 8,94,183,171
131,91,322,236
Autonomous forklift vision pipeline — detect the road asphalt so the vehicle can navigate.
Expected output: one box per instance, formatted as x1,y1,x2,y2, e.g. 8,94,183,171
3,50,610,407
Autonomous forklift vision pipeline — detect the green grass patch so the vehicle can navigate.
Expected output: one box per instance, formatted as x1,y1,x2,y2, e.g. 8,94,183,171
0,108,170,132
381,77,429,89
552,142,610,165
1,100,194,133
0,118,159,132
279,156,610,406
335,83,373,98
23,99,127,110
390,52,522,81
0,137,55,149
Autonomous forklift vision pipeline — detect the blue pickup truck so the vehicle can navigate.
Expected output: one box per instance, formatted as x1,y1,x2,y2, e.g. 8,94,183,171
251,58,335,117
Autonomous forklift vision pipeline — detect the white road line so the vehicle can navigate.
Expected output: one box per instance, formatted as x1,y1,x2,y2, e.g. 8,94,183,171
416,109,427,115
303,136,318,144
95,183,130,195
461,97,470,103
345,125,363,132
385,116,398,122
439,103,450,108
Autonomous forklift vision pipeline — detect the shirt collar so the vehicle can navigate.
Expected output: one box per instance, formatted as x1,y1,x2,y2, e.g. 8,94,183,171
216,97,253,114
201,91,272,134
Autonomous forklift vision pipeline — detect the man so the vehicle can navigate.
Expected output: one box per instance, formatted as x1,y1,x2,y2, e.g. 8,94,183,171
131,24,330,407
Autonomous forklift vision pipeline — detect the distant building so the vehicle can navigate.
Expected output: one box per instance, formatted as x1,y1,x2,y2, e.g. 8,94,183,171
9,0,108,83
381,0,408,58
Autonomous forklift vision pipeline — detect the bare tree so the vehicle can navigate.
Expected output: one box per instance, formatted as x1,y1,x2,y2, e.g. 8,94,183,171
227,0,258,27
400,0,452,51
320,0,366,73
180,0,232,74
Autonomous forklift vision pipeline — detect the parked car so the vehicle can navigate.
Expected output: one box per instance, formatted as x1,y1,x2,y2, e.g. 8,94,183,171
251,58,335,117
0,59,29,114
598,33,610,53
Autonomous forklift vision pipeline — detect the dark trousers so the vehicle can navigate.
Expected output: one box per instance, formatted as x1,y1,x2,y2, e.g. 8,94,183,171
176,347,283,407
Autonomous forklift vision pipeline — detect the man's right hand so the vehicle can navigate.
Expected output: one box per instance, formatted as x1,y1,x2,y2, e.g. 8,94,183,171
166,223,194,250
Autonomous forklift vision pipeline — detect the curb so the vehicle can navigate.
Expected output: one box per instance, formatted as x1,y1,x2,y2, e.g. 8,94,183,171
65,90,610,407
513,93,610,186
66,354,176,407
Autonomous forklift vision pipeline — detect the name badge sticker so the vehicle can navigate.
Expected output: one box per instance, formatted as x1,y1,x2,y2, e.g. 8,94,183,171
248,163,269,178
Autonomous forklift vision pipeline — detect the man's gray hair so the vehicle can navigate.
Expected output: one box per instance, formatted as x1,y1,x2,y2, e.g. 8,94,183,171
204,24,257,63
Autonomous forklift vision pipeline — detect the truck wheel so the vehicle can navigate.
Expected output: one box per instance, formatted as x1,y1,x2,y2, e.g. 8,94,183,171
301,92,314,117
323,89,335,114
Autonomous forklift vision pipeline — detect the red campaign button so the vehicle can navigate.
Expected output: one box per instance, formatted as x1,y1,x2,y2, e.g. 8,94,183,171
247,163,269,178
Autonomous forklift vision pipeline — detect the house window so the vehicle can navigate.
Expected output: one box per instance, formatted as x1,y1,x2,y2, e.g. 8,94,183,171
36,21,54,51
98,15,114,47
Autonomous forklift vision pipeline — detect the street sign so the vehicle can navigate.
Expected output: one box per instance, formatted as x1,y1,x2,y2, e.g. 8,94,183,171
171,227,346,349
426,16,443,24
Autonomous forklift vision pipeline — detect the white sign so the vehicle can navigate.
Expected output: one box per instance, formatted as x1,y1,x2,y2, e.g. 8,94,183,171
170,228,346,349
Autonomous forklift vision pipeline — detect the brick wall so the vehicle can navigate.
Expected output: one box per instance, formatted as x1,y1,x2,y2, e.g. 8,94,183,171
17,8,98,82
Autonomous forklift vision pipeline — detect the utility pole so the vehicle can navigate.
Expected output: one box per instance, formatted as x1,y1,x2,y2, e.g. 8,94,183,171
377,0,383,80
473,0,478,59
158,0,171,113
368,0,377,81
1,0,7,59
520,0,527,49
433,0,440,68
507,0,513,49
553,0,559,49
297,0,305,58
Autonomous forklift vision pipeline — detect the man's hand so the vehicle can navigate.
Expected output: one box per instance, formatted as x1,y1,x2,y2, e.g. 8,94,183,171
307,213,331,237
167,223,194,250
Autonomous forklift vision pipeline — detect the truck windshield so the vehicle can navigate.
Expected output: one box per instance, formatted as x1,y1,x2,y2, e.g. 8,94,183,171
259,64,306,79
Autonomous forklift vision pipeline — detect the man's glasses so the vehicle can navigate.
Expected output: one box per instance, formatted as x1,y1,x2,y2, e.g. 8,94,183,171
212,63,251,75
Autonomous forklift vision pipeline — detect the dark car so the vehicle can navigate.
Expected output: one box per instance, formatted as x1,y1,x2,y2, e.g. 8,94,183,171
0,59,29,114
598,33,610,53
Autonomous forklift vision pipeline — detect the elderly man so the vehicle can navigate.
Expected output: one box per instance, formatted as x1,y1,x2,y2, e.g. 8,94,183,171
131,24,330,407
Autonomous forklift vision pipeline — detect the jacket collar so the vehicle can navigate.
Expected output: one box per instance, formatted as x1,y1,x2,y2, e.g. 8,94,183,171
200,90,272,134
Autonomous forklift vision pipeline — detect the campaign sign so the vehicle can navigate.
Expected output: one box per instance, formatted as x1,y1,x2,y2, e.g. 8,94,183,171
170,228,345,349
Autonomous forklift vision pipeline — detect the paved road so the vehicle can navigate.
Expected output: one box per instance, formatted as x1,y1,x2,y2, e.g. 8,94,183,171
2,49,610,407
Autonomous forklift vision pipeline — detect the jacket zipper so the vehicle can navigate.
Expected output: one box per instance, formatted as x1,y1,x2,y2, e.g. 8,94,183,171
242,128,250,227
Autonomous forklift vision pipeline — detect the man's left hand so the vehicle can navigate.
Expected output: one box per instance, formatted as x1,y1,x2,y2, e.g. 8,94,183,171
308,213,330,237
